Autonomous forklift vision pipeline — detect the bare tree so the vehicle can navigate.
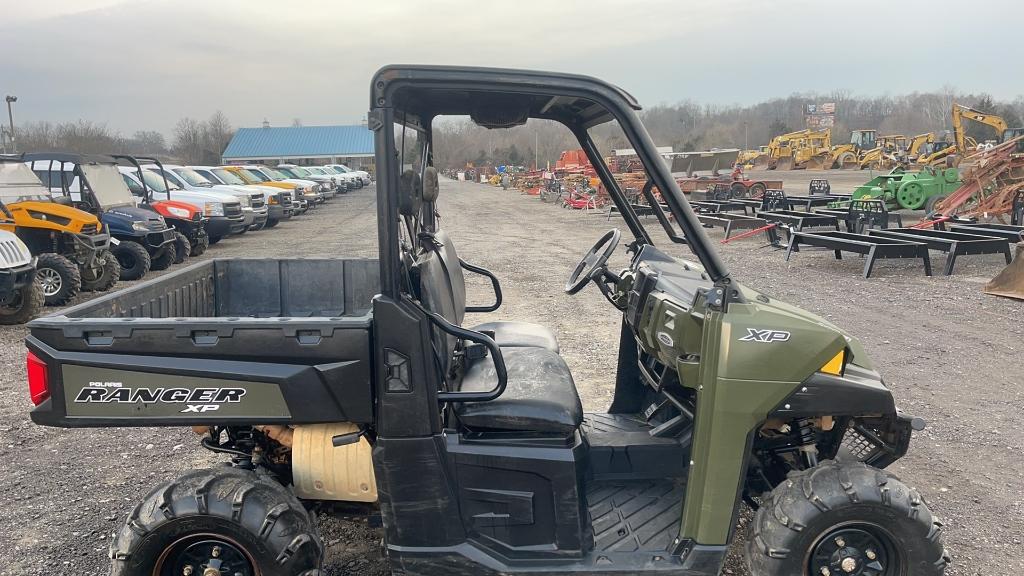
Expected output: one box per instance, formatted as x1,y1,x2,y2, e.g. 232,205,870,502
172,117,204,164
202,110,234,164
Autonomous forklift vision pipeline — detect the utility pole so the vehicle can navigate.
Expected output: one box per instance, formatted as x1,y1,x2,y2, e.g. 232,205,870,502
744,121,749,151
4,95,16,153
534,130,539,170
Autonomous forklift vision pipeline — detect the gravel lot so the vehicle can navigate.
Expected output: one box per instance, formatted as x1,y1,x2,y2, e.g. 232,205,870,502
1,171,1020,575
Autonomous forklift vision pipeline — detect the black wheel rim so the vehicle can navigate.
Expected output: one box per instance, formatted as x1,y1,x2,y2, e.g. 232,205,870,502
809,523,902,576
155,534,257,576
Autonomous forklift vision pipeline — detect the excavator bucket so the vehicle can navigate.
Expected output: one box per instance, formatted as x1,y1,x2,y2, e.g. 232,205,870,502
985,244,1024,300
774,156,794,171
803,153,831,171
751,155,770,169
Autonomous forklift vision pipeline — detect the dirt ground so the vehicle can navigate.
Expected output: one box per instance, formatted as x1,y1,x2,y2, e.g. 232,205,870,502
0,170,1020,575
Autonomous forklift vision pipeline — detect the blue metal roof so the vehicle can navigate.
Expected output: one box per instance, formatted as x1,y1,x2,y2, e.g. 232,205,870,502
222,125,374,160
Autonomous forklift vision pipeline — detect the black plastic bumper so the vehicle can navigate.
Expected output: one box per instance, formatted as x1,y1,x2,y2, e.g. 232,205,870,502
206,215,247,238
143,229,175,251
268,205,291,221
0,262,36,294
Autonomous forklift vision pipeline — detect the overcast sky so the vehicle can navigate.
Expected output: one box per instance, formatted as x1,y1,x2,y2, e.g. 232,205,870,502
2,0,1020,136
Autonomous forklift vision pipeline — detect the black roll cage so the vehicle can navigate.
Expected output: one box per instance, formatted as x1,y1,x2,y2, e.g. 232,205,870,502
369,65,732,302
22,152,123,216
109,155,174,206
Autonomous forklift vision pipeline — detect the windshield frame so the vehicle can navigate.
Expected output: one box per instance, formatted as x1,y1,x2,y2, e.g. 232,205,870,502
0,162,52,204
372,66,730,296
80,163,136,209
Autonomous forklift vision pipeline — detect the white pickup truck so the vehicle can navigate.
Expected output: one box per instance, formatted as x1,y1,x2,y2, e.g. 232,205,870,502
324,163,371,186
117,167,248,245
146,164,269,231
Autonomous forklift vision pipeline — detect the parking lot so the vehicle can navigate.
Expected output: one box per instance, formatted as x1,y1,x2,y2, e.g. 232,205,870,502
0,174,1020,575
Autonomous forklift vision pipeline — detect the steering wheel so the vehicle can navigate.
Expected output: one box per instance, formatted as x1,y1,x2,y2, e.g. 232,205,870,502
565,229,621,295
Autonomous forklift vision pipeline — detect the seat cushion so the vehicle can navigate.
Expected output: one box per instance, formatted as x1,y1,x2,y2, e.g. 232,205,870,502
472,320,560,353
455,347,582,437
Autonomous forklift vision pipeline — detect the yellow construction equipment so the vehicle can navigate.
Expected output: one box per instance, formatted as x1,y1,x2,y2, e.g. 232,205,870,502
829,130,877,169
905,132,935,161
985,244,1024,300
764,129,832,170
952,103,1008,156
858,135,908,170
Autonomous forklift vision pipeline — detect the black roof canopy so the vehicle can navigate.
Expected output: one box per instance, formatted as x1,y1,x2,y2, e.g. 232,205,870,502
371,65,642,131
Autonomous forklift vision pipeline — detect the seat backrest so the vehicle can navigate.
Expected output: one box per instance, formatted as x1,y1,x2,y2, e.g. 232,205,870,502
415,229,469,378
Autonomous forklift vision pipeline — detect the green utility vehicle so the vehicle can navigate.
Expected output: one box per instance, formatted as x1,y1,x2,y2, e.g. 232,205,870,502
848,166,962,212
25,67,947,576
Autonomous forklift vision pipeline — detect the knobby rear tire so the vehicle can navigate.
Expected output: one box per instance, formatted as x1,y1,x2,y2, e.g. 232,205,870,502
110,467,322,576
36,253,81,306
80,252,121,292
0,278,44,324
113,241,152,281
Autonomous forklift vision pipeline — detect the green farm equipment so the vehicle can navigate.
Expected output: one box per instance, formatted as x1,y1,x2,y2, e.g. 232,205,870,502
846,167,962,212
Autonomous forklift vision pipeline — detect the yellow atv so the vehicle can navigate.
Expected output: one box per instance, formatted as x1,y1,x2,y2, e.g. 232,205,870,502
1,156,119,305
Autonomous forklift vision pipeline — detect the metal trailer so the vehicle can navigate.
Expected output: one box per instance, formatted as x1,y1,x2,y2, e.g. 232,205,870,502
785,230,933,278
868,228,1012,275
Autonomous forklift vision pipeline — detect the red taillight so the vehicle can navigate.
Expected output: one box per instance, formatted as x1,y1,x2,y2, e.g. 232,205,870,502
27,351,50,406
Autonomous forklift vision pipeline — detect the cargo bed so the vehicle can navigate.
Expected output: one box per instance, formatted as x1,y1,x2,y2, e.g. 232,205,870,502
27,258,380,428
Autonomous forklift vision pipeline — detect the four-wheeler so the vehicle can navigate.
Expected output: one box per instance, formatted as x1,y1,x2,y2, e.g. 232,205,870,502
0,227,43,324
149,163,270,232
847,165,963,211
24,66,947,576
190,165,294,228
114,156,207,262
3,155,119,304
26,153,176,280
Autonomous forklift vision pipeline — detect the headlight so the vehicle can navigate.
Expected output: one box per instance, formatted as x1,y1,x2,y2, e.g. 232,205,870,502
167,206,191,218
313,184,322,193
131,221,150,232
204,202,225,217
236,195,250,207
268,195,279,205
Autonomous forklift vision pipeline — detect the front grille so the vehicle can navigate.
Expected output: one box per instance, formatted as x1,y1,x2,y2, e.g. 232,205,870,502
0,239,28,266
80,223,99,235
224,203,243,218
279,192,292,204
251,196,266,209
148,218,167,231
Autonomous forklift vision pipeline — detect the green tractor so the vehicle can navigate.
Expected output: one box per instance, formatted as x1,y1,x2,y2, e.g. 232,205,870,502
849,166,962,212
